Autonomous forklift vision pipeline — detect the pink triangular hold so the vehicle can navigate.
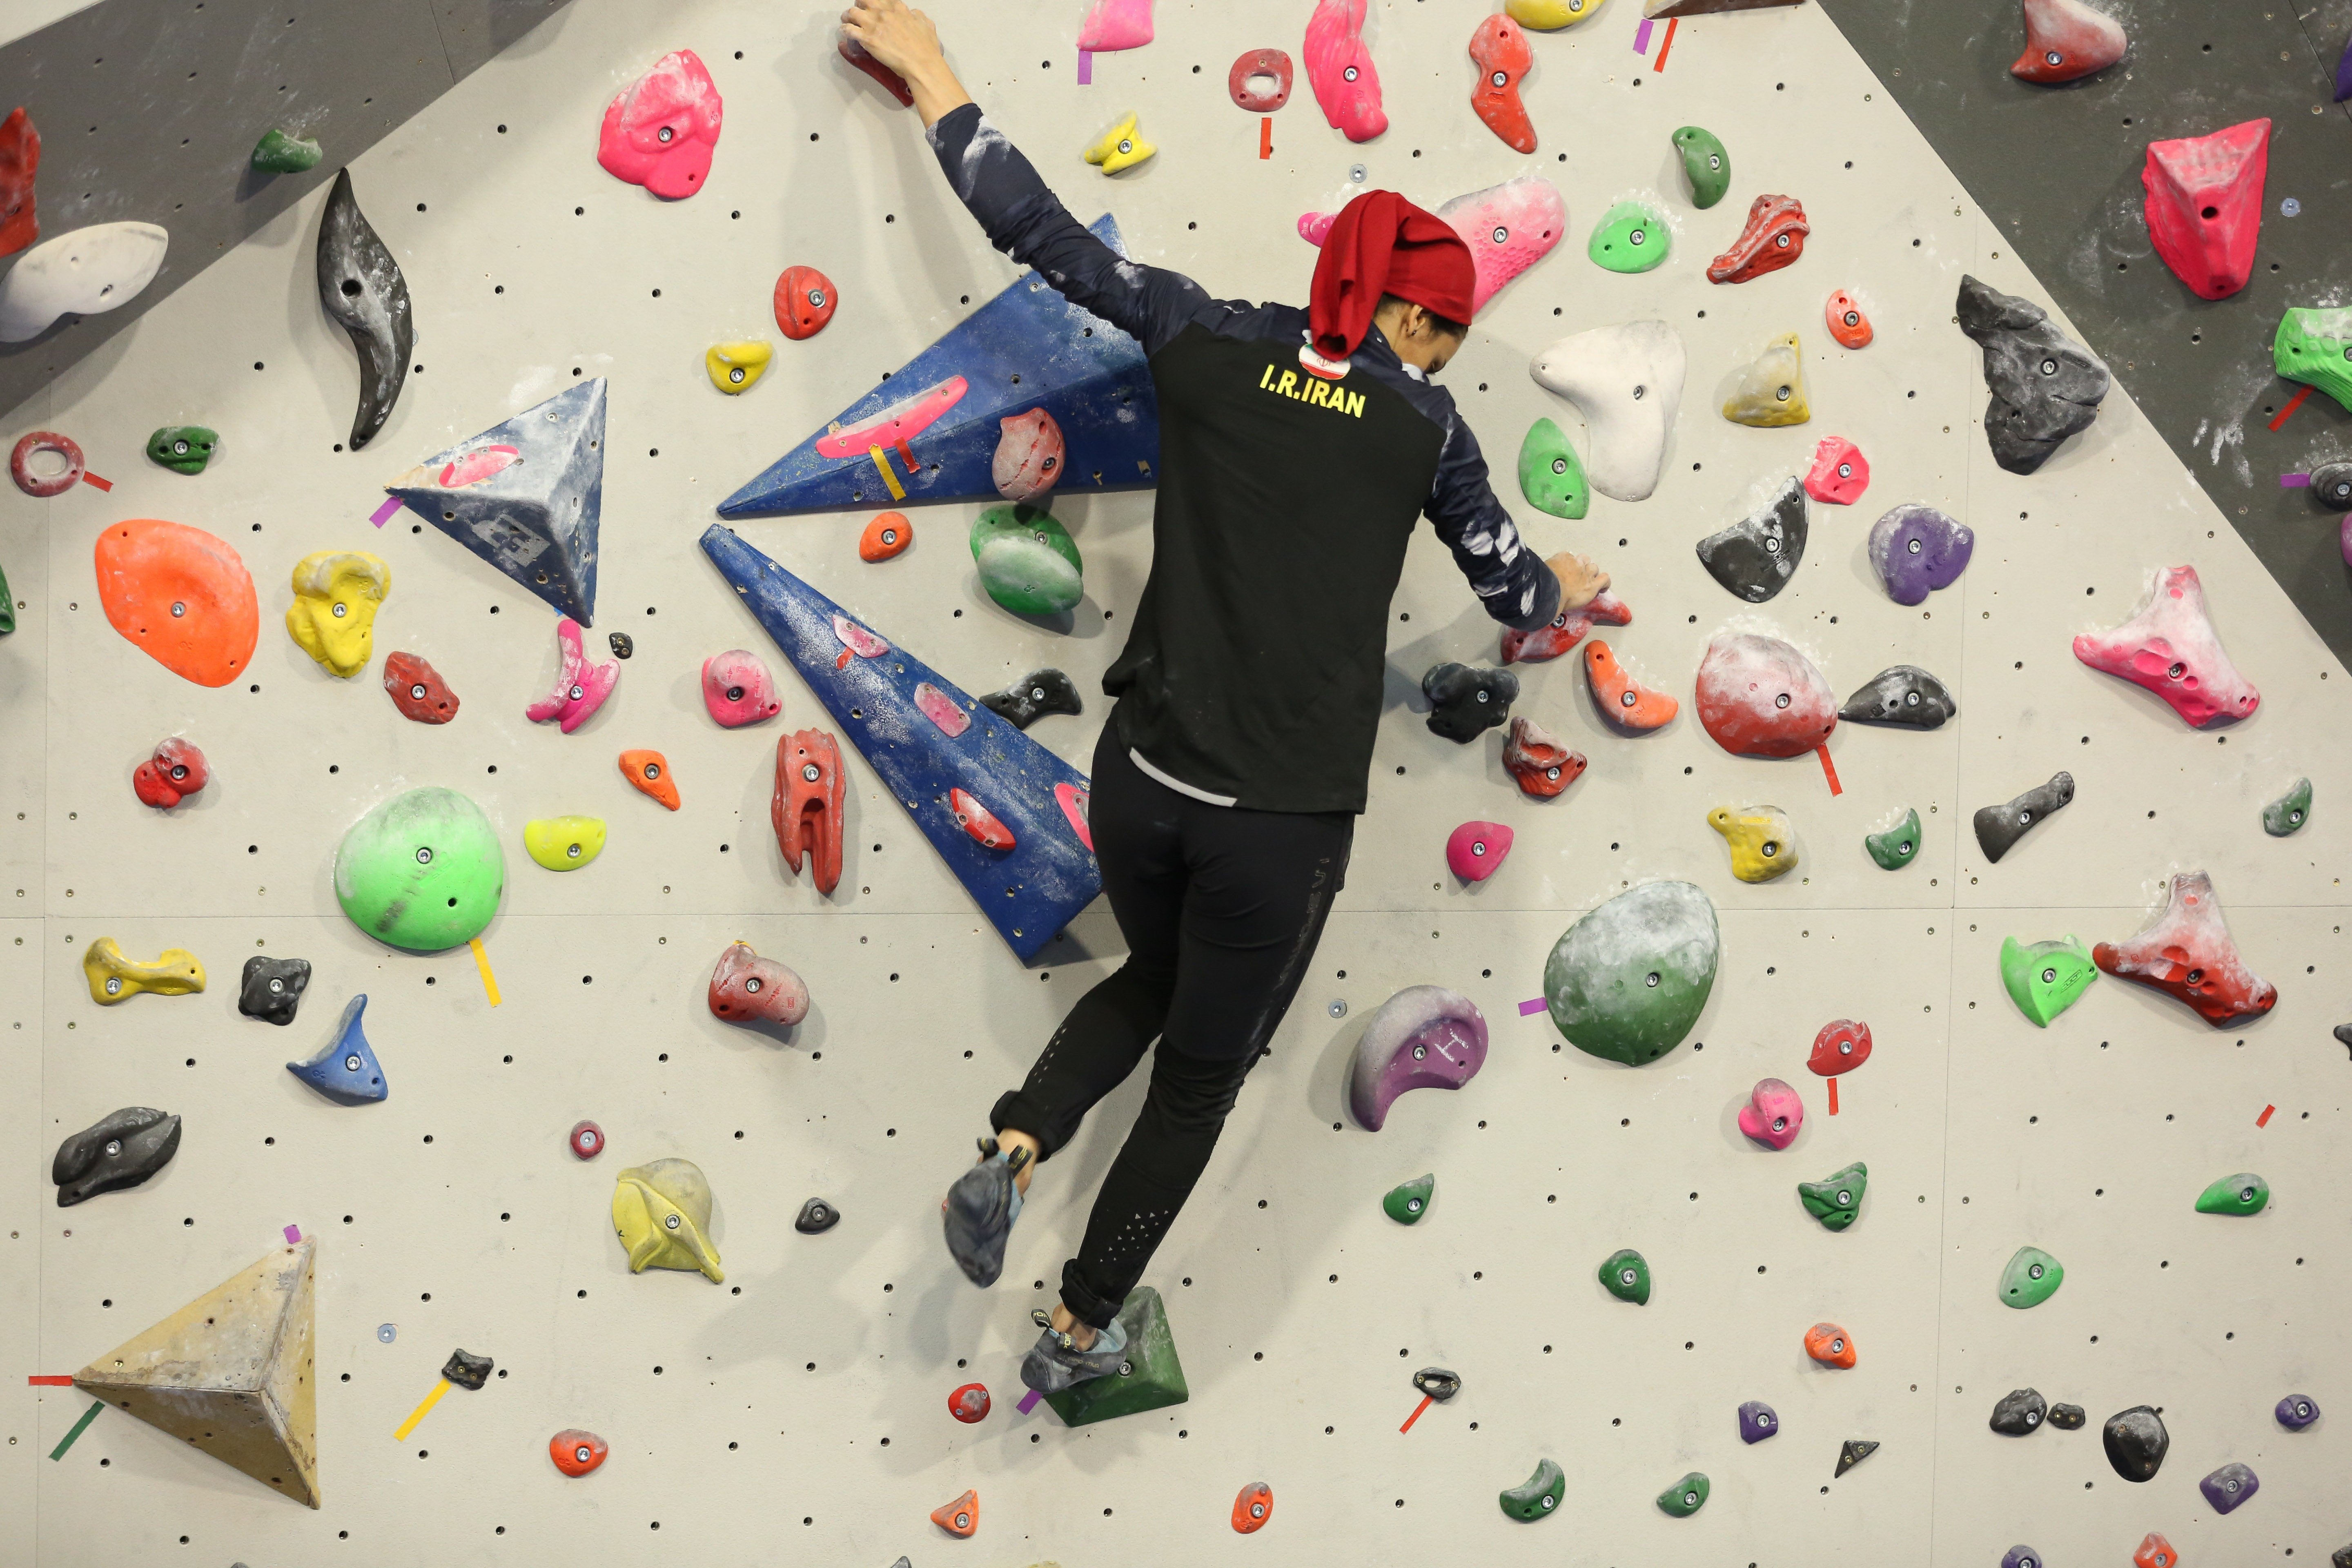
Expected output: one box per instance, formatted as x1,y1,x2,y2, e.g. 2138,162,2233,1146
2011,0,2127,83
2071,565,2260,729
1077,0,1154,51
2142,120,2269,301
2092,871,2276,1027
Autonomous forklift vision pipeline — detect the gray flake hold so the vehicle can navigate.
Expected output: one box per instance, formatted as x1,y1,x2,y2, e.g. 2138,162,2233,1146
795,1197,841,1234
1990,1387,2047,1435
315,168,415,452
980,667,1083,729
238,954,313,1026
1423,663,1519,744
1695,476,1806,604
53,1107,182,1206
1956,274,2109,474
1834,1438,1878,1477
1839,665,1956,728
1973,771,2074,863
2047,1402,2086,1429
2310,461,2352,510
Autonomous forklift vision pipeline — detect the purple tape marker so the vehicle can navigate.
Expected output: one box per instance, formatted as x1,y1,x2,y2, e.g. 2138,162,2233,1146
1518,997,1547,1017
1633,17,1654,52
1077,50,1093,85
2282,472,2312,488
369,496,403,527
1017,1388,1043,1414
283,1224,301,1243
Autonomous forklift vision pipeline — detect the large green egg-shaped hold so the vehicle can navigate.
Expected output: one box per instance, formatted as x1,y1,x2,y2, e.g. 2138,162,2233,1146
334,786,505,952
1517,417,1590,519
971,504,1083,615
1544,880,1719,1066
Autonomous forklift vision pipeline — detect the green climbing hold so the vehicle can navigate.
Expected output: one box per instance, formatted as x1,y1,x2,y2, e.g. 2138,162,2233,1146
1383,1173,1436,1224
1499,1457,1565,1521
1516,417,1590,520
1798,1161,1867,1232
0,560,13,635
1865,807,1921,870
1598,1247,1650,1304
2273,308,2352,414
1998,1245,2064,1308
2263,777,2312,836
2194,1172,2269,1216
1544,881,1719,1067
1672,125,1731,209
971,503,1083,616
332,786,506,953
1040,1286,1190,1426
1998,934,2097,1027
146,425,218,475
1656,1472,1710,1517
250,128,323,173
1587,200,1670,274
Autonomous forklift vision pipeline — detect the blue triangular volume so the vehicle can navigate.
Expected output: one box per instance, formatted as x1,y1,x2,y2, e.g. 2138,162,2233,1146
388,378,606,624
701,525,1101,958
717,216,1160,518
287,995,389,1103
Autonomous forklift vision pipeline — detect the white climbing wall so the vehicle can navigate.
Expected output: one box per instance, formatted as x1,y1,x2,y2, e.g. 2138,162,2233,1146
3,0,2348,1563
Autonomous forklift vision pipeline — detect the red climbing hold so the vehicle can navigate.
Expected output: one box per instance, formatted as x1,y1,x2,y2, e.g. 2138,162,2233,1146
2092,871,2277,1029
2011,0,2127,84
2142,120,2267,302
1706,195,1809,285
0,107,39,260
1695,632,1838,760
93,519,260,688
1468,14,1537,155
1586,639,1678,731
383,651,460,724
931,1488,979,1537
1803,437,1870,505
10,429,81,496
859,511,913,561
1500,587,1630,664
1501,716,1586,800
131,737,208,808
838,36,914,106
1232,1480,1274,1534
1228,49,1293,113
707,941,811,1027
1055,780,1094,851
1807,1019,1871,1076
596,49,723,200
992,407,1065,504
948,1382,991,1423
1804,1321,1857,1368
773,265,837,341
550,1428,609,1477
569,1120,604,1159
2132,1533,2178,1568
1824,290,1873,349
772,729,844,896
2070,565,2259,729
949,787,1016,851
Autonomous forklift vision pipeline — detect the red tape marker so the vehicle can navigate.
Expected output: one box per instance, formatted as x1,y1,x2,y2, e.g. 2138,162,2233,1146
1654,16,1678,71
2256,1103,2275,1127
1399,1394,1433,1433
2269,385,2312,431
27,1375,73,1386
1259,118,1272,159
1826,1078,1840,1116
895,438,920,476
1816,744,1842,796
80,471,111,492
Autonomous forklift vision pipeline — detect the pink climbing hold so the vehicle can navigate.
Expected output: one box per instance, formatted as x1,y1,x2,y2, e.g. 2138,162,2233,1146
832,613,890,660
2070,565,2259,729
1438,177,1567,314
1802,437,1870,506
1077,0,1154,52
1304,0,1387,144
992,408,1065,505
1445,820,1514,882
1695,632,1838,760
1737,1078,1805,1150
1054,781,1094,851
1297,210,1336,247
701,649,781,728
2141,119,2268,302
949,787,1016,851
2010,0,2127,84
597,49,724,200
525,616,619,734
838,36,914,107
913,682,971,737
1500,588,1631,665
1229,49,1294,113
439,445,519,489
2093,871,2277,1028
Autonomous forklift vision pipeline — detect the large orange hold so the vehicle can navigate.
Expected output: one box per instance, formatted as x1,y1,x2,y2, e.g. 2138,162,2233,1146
1584,639,1677,732
618,749,681,811
930,1488,978,1537
93,518,259,687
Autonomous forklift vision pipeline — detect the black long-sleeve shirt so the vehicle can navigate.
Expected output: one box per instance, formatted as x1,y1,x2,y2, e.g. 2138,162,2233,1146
928,104,1559,814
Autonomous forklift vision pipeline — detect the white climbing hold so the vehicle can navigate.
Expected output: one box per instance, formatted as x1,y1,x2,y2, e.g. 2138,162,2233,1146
0,221,169,342
1527,321,1685,503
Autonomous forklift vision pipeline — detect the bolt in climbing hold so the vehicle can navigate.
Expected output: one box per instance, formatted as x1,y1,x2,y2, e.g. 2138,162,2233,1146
2262,778,2312,836
238,956,312,1026
597,50,722,199
980,668,1082,730
1710,806,1799,883
1824,290,1873,349
550,1428,608,1476
1998,1245,2065,1308
1383,1173,1436,1224
930,1488,979,1537
569,1121,604,1160
948,1383,991,1423
1721,333,1811,426
525,617,619,734
1798,1162,1867,1231
1958,275,2109,474
2277,1393,2321,1430
131,737,209,809
1656,1472,1709,1516
772,265,837,340
1584,640,1678,732
1739,1400,1778,1442
1232,1481,1274,1533
1840,666,1956,730
1696,478,1807,603
1707,195,1809,285
1348,987,1489,1129
1834,1438,1878,1476
83,938,205,1005
2194,1171,2269,1216
1227,49,1294,113
708,942,811,1029
1807,1020,1871,1077
1501,717,1586,799
1737,1078,1804,1148
1865,808,1923,870
1598,1247,1651,1304
523,817,606,873
1501,589,1629,664
2103,1405,2169,1481
1499,1457,1565,1521
2094,872,2276,1027
1422,663,1519,743
1468,14,1537,153
1999,934,2097,1026
702,649,782,728
1803,437,1870,505
612,1158,724,1282
992,408,1067,505
52,1107,181,1206
286,995,389,1102
859,511,913,561
618,749,680,811
2011,0,2128,82
794,1197,841,1234
2310,461,2352,510
1805,1323,1855,1368
284,550,390,678
1509,0,1605,25
1516,416,1590,520
1973,772,2074,863
1446,821,1514,882
2132,1533,2178,1568
1695,633,1837,760
1544,880,1717,1066
705,340,773,395
1672,125,1729,208
971,504,1083,615
1990,1388,2048,1435
2071,565,2260,730
1082,112,1156,174
382,651,459,724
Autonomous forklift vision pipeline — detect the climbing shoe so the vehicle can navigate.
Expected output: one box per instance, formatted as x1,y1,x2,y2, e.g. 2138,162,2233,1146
1019,1308,1129,1395
942,1138,1029,1288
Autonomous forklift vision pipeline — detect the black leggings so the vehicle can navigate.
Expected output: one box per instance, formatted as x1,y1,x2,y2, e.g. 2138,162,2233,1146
991,722,1352,1330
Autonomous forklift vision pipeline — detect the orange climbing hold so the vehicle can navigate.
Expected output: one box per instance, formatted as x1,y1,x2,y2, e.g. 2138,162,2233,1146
93,518,259,688
1824,290,1873,349
618,749,680,811
2132,1533,2178,1568
1804,1321,1857,1368
859,511,913,561
931,1488,978,1537
550,1428,608,1477
1232,1480,1274,1533
1584,639,1677,732
773,729,844,894
1468,14,1537,154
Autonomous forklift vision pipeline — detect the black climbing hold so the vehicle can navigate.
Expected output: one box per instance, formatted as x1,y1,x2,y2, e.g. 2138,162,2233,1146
314,168,415,452
1990,1388,2047,1436
441,1348,494,1390
1694,477,1807,604
2102,1404,2168,1482
609,632,635,659
2311,462,2352,511
2333,1543,2352,1568
238,955,314,1027
1834,1438,1879,1477
52,1107,182,1207
2047,1402,2086,1430
1422,663,1519,744
1414,1367,1461,1401
1838,665,1956,729
1956,274,2109,475
979,667,1083,729
2335,1023,2352,1059
1973,771,2074,863
795,1196,841,1234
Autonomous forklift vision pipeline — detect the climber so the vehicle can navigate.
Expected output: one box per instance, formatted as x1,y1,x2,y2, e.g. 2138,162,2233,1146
841,0,1610,1396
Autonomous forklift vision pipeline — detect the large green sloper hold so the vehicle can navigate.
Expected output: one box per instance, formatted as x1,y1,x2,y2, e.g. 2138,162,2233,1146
971,504,1082,615
2194,1172,2269,1216
1588,200,1670,274
2273,308,2352,414
334,786,505,953
1517,417,1590,519
1798,1161,1867,1231
1545,881,1719,1066
1672,126,1730,209
1998,1244,2064,1308
1999,934,2096,1027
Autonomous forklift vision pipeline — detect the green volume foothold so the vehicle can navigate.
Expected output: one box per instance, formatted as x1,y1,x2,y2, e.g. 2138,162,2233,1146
1865,807,1921,870
250,128,323,173
333,786,506,953
2273,308,2352,414
1516,417,1590,519
1672,125,1730,209
0,560,13,635
1040,1285,1190,1426
1499,1457,1566,1521
1656,1472,1710,1517
1798,1161,1867,1232
1383,1173,1436,1224
146,426,218,475
2194,1172,2269,1216
971,504,1083,616
2262,777,2312,836
1998,1245,2064,1308
1588,200,1670,274
1545,880,1719,1067
1598,1247,1650,1304
1998,934,2097,1027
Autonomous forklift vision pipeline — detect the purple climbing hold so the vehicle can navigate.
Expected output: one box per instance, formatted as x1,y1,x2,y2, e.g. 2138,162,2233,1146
2277,1393,2320,1430
1346,985,1489,1131
1868,504,1973,606
2337,26,2352,101
2199,1461,2258,1514
1738,1400,1778,1443
2001,1549,2044,1568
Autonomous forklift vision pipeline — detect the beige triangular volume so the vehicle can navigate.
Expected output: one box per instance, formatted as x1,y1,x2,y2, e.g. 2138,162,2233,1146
74,1238,319,1508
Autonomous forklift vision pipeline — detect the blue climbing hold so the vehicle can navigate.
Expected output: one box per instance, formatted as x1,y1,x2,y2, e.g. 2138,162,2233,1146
285,995,388,1102
700,525,1101,959
716,216,1160,518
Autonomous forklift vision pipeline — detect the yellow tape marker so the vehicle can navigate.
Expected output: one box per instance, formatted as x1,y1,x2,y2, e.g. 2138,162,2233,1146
470,938,501,1007
393,1378,450,1441
867,445,906,502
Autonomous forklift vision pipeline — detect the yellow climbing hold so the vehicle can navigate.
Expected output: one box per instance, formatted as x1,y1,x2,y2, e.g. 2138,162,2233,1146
1508,0,1607,27
705,340,773,395
1083,112,1156,174
523,816,606,871
84,937,206,1004
612,1158,724,1282
1709,806,1799,882
284,550,390,678
1722,333,1811,428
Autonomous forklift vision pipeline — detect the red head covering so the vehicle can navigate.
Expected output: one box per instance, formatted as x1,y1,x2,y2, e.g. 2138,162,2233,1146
1309,189,1477,360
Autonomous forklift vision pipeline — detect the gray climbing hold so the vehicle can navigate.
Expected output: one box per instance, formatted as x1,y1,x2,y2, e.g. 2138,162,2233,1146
441,1348,494,1390
609,632,635,659
1956,274,2109,474
52,1107,182,1206
315,168,415,452
1695,476,1806,604
2311,461,2352,510
2102,1405,2168,1482
795,1197,841,1234
2263,777,2312,836
1990,1388,2047,1436
1834,1438,1878,1477
238,955,313,1026
1423,663,1519,744
1414,1366,1461,1401
2047,1403,2085,1430
1973,772,2073,863
1838,665,1956,729
980,667,1083,729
